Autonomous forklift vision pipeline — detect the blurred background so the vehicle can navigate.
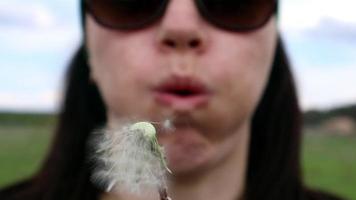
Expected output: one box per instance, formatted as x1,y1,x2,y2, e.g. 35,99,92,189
0,0,355,199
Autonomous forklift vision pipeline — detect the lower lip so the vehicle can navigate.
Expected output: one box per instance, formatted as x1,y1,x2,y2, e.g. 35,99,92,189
154,92,210,110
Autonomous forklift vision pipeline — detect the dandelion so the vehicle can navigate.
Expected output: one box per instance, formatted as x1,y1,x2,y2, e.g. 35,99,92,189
90,120,172,200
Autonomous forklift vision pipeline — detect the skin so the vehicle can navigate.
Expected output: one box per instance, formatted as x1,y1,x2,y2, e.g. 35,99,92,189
86,0,277,199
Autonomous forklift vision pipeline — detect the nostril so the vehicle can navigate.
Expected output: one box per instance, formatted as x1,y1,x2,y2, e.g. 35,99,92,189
163,39,176,48
161,38,202,49
189,39,200,48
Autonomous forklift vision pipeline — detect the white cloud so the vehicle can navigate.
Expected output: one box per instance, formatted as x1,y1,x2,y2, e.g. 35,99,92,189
0,27,81,53
0,2,57,28
280,0,356,31
0,1,79,113
0,89,62,113
302,18,356,44
293,65,356,110
279,0,356,110
0,0,81,52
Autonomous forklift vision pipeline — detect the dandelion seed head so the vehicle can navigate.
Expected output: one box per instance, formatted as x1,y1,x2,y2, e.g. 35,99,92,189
130,121,156,139
90,120,170,195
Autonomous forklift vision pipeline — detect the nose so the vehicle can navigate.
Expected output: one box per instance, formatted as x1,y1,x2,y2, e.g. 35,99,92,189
156,0,208,53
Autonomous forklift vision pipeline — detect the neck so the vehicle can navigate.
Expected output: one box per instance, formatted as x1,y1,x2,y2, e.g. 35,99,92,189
101,123,250,200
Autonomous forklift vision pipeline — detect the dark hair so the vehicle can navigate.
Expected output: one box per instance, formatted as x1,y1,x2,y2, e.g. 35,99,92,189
0,37,344,200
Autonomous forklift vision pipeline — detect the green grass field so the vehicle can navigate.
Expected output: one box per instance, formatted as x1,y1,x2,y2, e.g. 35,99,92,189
0,114,355,199
302,129,356,199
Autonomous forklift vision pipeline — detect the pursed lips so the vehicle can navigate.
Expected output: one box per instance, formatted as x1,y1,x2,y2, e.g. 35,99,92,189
153,76,211,111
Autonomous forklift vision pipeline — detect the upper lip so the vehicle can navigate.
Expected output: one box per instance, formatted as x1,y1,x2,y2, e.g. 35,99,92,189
154,76,210,96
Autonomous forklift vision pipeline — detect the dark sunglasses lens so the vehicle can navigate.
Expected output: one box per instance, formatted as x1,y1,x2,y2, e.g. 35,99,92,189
86,0,164,29
200,0,275,30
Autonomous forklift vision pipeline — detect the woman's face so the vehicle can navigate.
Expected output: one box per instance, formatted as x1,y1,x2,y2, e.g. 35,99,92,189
86,0,277,174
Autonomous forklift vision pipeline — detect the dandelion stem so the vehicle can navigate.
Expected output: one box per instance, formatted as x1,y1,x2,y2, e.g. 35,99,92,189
159,187,171,200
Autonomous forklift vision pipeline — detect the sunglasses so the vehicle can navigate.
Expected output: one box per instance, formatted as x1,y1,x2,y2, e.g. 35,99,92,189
84,0,277,32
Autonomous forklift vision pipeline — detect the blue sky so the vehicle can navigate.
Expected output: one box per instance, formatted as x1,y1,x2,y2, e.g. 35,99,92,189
0,0,355,112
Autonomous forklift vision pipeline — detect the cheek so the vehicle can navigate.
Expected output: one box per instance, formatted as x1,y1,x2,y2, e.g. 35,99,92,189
87,20,155,82
202,25,276,134
86,18,159,117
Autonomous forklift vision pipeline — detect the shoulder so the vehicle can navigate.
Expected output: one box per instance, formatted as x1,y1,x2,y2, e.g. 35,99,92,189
0,179,42,200
305,189,346,200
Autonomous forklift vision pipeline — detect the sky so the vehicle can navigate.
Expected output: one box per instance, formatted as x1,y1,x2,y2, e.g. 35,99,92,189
0,0,355,113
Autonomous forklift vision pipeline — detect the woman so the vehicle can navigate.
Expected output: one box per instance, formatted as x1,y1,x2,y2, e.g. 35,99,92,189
0,0,344,199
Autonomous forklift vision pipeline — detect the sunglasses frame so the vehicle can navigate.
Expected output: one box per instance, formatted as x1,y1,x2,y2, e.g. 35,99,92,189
83,0,277,32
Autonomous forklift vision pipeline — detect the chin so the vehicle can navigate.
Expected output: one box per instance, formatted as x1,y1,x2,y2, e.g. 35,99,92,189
158,127,214,175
